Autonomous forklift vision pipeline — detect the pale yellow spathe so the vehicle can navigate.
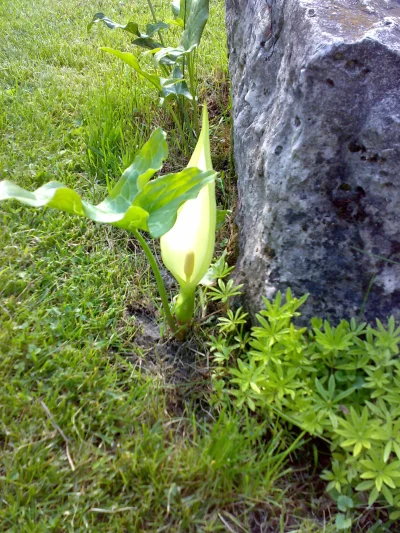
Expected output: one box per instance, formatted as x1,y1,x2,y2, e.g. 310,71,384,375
160,107,216,291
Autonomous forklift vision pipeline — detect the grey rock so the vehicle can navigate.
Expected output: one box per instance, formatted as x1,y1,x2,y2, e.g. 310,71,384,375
225,0,400,323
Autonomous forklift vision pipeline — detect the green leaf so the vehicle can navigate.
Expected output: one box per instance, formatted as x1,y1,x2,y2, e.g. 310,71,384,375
368,486,379,506
0,127,217,239
100,48,163,91
394,441,400,460
384,441,393,463
133,24,170,50
311,317,323,330
167,17,184,28
250,382,261,394
154,0,209,66
134,168,216,238
145,22,169,37
381,484,394,505
161,76,192,101
102,128,168,212
356,480,375,491
89,13,168,49
0,128,167,233
335,386,357,403
180,0,209,51
132,37,164,50
335,513,352,530
153,46,188,66
100,48,192,100
88,12,140,34
0,179,149,232
337,495,354,512
247,397,256,411
216,208,229,230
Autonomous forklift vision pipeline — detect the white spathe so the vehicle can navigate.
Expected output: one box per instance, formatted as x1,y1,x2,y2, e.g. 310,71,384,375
160,106,216,290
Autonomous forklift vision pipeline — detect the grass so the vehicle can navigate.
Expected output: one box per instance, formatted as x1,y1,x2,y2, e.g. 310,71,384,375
0,0,343,531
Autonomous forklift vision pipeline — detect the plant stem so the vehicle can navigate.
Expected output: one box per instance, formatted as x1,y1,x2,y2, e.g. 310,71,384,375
178,96,196,147
182,0,187,77
175,285,195,325
187,51,199,136
358,273,376,324
132,229,177,334
145,0,166,47
164,100,187,151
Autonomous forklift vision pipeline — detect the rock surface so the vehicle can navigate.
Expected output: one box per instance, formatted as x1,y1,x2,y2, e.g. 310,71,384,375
225,0,400,323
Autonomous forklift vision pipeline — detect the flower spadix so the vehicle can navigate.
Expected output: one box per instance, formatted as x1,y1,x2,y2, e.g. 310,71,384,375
160,106,216,324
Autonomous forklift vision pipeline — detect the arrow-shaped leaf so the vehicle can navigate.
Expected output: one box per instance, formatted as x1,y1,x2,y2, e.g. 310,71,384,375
145,22,169,38
134,168,216,238
180,0,209,51
161,76,192,100
0,128,167,233
89,14,169,50
100,127,168,213
100,48,192,100
132,37,163,50
0,179,150,231
89,13,168,39
0,127,216,239
153,0,209,66
153,45,189,66
88,13,141,35
100,48,163,91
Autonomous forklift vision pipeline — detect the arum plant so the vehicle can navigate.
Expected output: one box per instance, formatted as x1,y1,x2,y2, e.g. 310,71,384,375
88,0,209,145
161,106,216,326
0,107,216,337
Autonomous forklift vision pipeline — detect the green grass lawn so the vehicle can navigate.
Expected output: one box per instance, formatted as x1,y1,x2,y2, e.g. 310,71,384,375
0,1,342,531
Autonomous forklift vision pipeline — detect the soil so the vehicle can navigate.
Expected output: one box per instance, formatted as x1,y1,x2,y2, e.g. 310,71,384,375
124,302,212,416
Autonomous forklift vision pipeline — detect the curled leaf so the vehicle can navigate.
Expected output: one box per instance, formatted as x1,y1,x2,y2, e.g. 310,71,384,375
89,13,168,49
0,128,216,239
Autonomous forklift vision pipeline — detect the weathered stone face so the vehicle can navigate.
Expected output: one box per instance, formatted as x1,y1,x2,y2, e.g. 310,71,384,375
225,0,400,323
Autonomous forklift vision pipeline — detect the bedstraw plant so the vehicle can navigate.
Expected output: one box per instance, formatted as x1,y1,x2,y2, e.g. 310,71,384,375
205,272,400,529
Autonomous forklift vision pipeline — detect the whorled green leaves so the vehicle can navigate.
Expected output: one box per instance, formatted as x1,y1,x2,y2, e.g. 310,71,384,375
0,128,216,239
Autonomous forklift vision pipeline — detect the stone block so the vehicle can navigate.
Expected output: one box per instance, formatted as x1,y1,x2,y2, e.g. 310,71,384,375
225,0,400,322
